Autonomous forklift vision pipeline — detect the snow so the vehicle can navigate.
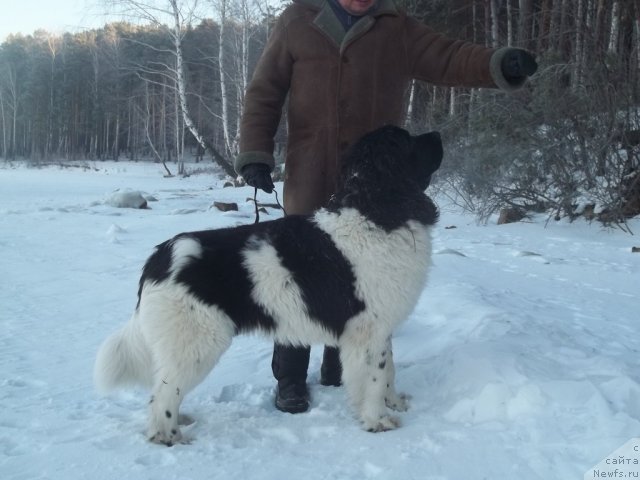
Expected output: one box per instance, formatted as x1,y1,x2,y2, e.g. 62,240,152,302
1,160,639,480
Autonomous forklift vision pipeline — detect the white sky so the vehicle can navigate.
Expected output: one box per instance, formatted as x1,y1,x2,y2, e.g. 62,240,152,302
1,0,112,41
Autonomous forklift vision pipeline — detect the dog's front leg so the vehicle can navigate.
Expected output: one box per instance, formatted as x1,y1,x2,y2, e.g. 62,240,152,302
339,335,400,432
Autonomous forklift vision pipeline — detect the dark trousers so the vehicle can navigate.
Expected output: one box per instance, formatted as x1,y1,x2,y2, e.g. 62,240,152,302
272,344,342,384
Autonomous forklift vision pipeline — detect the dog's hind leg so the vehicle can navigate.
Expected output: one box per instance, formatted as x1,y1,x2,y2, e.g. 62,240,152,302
141,295,234,446
148,375,187,446
339,332,400,432
381,337,410,412
146,334,230,446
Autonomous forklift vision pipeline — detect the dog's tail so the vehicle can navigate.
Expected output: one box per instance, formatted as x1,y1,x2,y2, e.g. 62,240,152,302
94,312,154,393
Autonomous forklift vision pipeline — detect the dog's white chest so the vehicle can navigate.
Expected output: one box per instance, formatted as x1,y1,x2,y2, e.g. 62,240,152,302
315,209,432,324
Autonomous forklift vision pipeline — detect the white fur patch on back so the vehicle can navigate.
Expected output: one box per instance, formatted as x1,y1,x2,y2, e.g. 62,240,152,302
242,237,337,346
170,236,202,276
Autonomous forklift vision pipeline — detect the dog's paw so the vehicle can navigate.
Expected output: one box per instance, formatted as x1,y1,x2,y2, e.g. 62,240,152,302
148,427,183,447
363,415,401,433
386,392,411,412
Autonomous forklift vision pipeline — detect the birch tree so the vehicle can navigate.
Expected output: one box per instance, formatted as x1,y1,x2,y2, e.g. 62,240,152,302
572,0,586,89
234,0,257,141
404,80,416,128
506,0,514,46
608,0,620,53
489,0,499,48
210,0,259,158
2,66,19,160
517,0,534,49
0,87,6,159
635,11,640,96
215,0,234,155
106,0,236,176
548,0,562,51
171,0,237,176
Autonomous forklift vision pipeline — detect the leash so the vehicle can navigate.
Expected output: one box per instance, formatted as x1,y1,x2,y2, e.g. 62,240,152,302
253,187,286,224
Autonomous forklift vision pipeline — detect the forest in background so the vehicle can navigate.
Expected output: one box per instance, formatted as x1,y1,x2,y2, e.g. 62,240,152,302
1,0,639,224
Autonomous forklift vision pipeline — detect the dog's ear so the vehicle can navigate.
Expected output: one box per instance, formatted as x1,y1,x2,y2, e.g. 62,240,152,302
415,131,443,177
408,131,443,190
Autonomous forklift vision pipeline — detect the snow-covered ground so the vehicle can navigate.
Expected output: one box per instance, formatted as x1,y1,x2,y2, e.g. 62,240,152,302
1,160,639,480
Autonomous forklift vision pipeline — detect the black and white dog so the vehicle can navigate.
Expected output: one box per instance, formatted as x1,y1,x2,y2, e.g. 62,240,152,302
94,125,442,445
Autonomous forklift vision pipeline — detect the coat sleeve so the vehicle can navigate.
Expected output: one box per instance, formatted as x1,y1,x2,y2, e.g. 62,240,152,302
236,14,294,175
404,16,525,92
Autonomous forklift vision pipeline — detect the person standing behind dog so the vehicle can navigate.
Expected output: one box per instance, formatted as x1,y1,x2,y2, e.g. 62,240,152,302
236,0,538,414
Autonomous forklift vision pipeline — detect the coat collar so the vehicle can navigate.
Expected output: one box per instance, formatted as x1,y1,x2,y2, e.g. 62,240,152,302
294,0,400,53
294,0,399,15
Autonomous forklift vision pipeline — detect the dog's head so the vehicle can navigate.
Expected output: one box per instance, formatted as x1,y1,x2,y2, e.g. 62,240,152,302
341,125,443,192
332,125,441,230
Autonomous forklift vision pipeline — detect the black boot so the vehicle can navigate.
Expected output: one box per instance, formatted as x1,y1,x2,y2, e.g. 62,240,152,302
272,344,310,413
320,346,342,387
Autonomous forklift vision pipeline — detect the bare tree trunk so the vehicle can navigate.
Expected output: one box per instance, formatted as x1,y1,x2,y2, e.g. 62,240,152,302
593,0,607,53
518,0,534,49
236,0,252,148
537,0,551,54
167,0,235,177
573,0,586,89
549,0,561,52
483,0,491,47
142,80,172,176
91,41,100,160
449,87,457,117
105,118,110,160
430,85,438,124
0,89,6,159
8,68,18,160
405,80,416,129
113,113,120,161
634,12,640,101
471,0,478,43
609,0,621,53
489,0,499,48
108,0,235,176
213,0,255,159
46,36,57,159
558,0,570,54
506,0,514,46
217,0,233,156
174,77,181,170
160,80,167,160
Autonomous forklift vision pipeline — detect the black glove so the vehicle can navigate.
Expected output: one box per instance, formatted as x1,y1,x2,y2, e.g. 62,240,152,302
501,49,538,81
241,163,275,194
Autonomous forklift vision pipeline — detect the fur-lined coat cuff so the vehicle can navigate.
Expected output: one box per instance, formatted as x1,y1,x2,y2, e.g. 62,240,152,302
234,151,275,176
490,47,528,92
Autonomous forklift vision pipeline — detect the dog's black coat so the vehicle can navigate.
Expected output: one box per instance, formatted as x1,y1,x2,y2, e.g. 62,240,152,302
140,217,366,337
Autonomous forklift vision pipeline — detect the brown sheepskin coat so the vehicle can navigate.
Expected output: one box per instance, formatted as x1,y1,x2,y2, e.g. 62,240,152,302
236,0,524,215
